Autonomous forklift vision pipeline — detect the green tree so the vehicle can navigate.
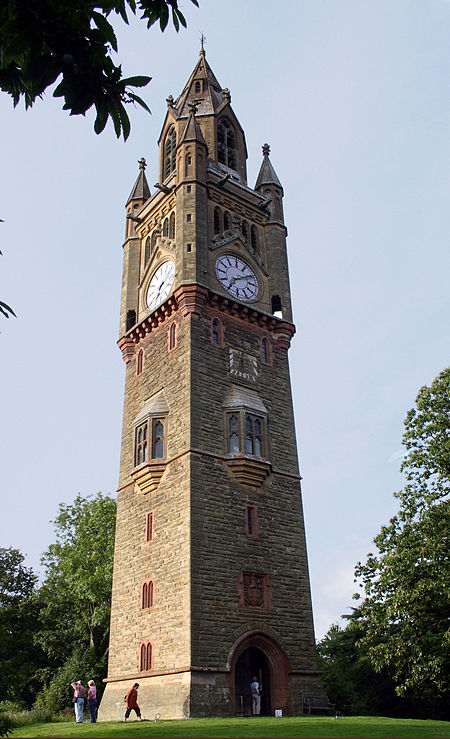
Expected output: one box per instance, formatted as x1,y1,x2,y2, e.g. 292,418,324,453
37,493,116,664
353,368,450,710
317,621,424,718
0,548,44,706
0,0,198,140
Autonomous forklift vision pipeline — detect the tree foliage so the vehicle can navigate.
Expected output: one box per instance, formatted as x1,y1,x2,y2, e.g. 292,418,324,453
34,493,116,711
0,0,199,140
353,368,450,705
37,493,116,662
0,548,43,706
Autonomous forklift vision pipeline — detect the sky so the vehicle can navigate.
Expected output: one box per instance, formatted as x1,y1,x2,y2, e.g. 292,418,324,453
1,0,449,641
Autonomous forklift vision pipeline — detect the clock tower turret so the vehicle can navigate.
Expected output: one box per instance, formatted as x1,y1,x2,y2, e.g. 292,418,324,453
99,50,329,720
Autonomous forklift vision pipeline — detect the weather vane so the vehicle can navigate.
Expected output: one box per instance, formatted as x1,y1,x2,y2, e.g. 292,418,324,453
200,33,206,52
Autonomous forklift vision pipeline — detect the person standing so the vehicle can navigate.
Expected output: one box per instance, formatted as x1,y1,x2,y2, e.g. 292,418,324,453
250,676,261,716
70,680,86,724
124,683,142,721
87,680,97,723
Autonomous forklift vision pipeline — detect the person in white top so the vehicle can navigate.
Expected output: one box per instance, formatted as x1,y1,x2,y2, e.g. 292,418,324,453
250,676,261,715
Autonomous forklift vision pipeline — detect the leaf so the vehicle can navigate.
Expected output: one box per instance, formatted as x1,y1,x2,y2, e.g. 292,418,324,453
92,11,118,52
121,75,151,88
94,103,109,135
119,102,131,140
127,91,151,113
0,300,16,318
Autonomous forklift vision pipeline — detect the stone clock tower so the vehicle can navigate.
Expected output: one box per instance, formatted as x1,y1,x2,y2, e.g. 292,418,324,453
99,49,328,720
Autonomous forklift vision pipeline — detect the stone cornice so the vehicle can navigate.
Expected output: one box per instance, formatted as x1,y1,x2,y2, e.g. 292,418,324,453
117,285,295,361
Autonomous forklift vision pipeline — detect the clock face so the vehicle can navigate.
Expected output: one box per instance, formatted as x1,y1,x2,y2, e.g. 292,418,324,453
215,254,259,301
146,260,175,310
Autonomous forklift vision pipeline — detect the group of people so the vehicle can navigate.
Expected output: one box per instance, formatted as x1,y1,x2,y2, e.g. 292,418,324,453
70,680,97,724
71,680,143,724
71,677,259,723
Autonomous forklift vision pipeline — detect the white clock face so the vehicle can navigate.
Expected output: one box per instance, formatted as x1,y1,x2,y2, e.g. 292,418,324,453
146,261,175,310
215,254,258,301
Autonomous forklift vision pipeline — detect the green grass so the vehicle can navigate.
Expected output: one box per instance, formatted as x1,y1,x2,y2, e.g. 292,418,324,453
10,716,450,739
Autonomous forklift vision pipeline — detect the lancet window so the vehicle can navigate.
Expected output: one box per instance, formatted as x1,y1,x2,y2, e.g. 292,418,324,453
217,119,237,170
164,126,176,179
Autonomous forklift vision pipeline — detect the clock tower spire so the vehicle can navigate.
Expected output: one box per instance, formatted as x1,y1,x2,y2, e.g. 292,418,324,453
100,52,329,720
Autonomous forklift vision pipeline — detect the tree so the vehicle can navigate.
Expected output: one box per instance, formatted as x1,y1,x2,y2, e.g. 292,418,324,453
0,548,43,706
35,493,116,711
317,621,425,718
353,368,450,711
36,493,116,666
0,0,199,140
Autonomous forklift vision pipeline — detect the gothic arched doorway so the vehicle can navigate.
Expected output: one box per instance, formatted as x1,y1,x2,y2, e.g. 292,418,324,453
230,632,290,717
234,646,271,716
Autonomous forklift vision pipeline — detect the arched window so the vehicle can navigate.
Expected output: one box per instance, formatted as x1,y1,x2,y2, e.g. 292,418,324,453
241,221,248,242
214,207,222,235
168,322,177,351
140,641,152,671
261,338,269,364
169,212,176,239
141,582,147,609
217,120,237,170
152,419,164,459
151,230,157,250
140,643,146,670
211,317,224,346
137,349,144,376
251,225,259,252
163,219,168,237
223,211,231,231
164,125,176,179
135,423,148,465
141,580,154,609
229,415,240,455
144,238,151,265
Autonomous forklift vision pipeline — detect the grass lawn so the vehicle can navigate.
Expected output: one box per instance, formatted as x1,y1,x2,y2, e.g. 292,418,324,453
10,716,450,739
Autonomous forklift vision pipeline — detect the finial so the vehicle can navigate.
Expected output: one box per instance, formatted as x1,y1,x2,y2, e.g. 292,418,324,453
222,88,231,103
188,101,198,115
166,95,174,108
262,143,270,157
138,157,146,170
200,33,206,55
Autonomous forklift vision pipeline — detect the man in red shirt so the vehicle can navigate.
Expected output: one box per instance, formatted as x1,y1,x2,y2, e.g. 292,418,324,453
124,683,142,721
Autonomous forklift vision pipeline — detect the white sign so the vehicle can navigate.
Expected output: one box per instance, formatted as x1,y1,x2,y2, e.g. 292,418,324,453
275,709,282,718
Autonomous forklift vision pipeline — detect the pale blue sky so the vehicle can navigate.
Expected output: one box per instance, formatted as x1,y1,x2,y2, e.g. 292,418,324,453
1,0,449,639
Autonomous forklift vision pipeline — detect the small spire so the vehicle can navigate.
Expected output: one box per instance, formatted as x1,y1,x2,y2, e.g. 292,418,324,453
200,33,206,56
126,157,151,204
255,144,283,191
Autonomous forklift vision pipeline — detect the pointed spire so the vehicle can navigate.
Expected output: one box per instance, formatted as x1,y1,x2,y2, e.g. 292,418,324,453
127,157,151,204
175,49,225,118
178,104,207,146
255,143,283,191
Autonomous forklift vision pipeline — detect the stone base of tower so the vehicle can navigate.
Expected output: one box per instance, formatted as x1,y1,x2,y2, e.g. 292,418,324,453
98,670,329,721
97,671,234,722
